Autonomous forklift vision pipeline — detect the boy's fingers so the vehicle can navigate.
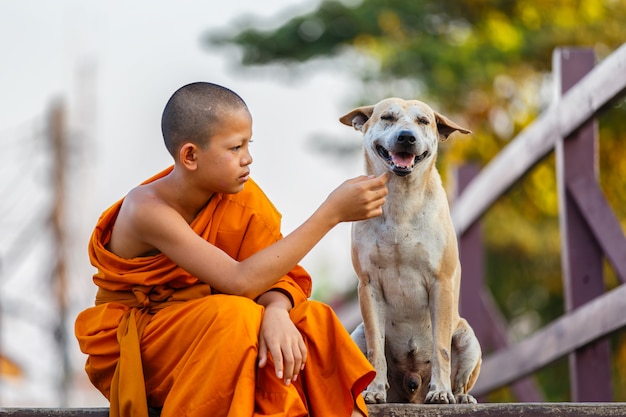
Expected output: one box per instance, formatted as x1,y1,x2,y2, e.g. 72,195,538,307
270,345,284,381
368,172,388,182
282,346,298,385
366,173,388,191
297,340,307,378
258,340,268,368
369,174,388,196
300,338,308,369
292,348,305,383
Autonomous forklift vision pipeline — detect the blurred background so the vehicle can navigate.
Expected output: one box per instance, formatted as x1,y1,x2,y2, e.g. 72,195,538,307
1,0,625,407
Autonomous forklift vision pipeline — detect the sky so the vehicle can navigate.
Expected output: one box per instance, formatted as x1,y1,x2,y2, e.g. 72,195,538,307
0,0,367,406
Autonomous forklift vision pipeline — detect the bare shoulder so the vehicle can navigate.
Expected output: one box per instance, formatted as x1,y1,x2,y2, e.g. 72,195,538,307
123,182,167,214
108,183,180,259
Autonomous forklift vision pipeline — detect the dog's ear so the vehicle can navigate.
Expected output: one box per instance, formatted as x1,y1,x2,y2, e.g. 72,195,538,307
339,106,375,132
435,112,472,141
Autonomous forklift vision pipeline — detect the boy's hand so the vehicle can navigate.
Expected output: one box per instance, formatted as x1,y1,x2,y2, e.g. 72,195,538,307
258,305,307,385
324,173,389,223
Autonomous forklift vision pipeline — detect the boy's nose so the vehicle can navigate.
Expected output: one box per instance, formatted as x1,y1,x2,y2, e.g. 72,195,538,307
244,151,253,165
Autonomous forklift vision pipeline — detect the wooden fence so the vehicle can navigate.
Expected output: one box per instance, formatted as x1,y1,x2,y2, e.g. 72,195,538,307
456,45,626,401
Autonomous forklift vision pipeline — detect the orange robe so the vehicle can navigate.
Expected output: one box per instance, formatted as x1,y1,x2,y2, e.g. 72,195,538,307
74,167,375,417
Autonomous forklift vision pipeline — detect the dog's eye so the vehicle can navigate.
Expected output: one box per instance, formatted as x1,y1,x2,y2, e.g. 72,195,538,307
381,114,395,121
417,117,430,125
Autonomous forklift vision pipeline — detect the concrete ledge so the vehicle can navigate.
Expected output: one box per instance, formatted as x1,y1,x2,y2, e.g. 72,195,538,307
369,403,626,416
1,403,625,416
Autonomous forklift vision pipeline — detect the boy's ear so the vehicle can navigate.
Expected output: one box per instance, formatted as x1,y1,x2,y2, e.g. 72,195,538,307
179,143,198,170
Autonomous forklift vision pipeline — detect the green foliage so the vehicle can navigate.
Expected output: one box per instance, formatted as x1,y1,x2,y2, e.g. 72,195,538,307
209,0,625,106
207,0,626,401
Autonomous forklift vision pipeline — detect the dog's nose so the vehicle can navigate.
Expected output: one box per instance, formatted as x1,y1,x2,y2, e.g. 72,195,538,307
397,130,416,145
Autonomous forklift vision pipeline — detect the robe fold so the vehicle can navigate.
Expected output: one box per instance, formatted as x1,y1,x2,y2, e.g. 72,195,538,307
75,166,375,417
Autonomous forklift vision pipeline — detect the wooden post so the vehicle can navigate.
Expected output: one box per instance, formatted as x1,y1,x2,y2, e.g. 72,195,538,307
49,100,70,406
457,164,542,402
457,164,484,328
554,48,612,401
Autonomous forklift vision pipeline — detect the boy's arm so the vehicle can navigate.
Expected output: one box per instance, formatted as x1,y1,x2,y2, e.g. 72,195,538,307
268,265,310,307
237,200,309,385
121,174,388,300
229,204,312,306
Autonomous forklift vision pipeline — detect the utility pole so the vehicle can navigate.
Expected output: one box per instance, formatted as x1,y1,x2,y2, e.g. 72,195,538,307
49,99,71,406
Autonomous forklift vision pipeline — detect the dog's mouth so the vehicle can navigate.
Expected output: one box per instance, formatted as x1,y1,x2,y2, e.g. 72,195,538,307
376,145,429,176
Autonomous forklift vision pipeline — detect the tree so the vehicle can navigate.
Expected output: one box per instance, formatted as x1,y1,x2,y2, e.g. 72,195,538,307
207,0,626,401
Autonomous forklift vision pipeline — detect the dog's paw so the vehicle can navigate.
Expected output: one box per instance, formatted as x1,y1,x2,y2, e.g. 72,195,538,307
455,393,477,404
425,389,456,404
363,389,387,404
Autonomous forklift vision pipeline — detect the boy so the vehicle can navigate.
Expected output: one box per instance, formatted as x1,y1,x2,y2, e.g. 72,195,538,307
75,82,388,417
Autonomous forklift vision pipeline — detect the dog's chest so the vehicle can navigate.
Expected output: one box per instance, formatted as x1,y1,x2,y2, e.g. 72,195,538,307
354,213,444,271
351,208,450,318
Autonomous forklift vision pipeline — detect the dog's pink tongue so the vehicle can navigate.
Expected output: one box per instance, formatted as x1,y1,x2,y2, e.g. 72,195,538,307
391,152,415,168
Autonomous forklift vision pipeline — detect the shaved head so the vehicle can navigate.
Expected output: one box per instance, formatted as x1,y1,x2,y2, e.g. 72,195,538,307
161,82,249,158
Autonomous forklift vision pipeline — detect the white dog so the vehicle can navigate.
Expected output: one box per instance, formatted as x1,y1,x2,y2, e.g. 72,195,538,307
340,98,481,404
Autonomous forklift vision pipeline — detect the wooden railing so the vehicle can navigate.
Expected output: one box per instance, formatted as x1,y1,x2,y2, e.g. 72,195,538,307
455,45,626,401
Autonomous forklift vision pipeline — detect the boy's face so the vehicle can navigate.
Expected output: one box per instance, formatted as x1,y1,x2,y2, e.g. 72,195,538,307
197,107,254,194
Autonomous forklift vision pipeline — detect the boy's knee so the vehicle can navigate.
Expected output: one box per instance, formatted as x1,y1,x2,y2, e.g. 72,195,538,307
196,294,263,334
292,300,337,324
211,294,260,315
300,299,332,313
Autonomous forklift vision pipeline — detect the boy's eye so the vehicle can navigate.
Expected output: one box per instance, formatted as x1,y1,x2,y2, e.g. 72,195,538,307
232,139,252,152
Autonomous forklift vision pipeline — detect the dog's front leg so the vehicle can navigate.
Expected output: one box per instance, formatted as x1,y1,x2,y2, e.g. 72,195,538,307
425,278,456,404
358,278,388,403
